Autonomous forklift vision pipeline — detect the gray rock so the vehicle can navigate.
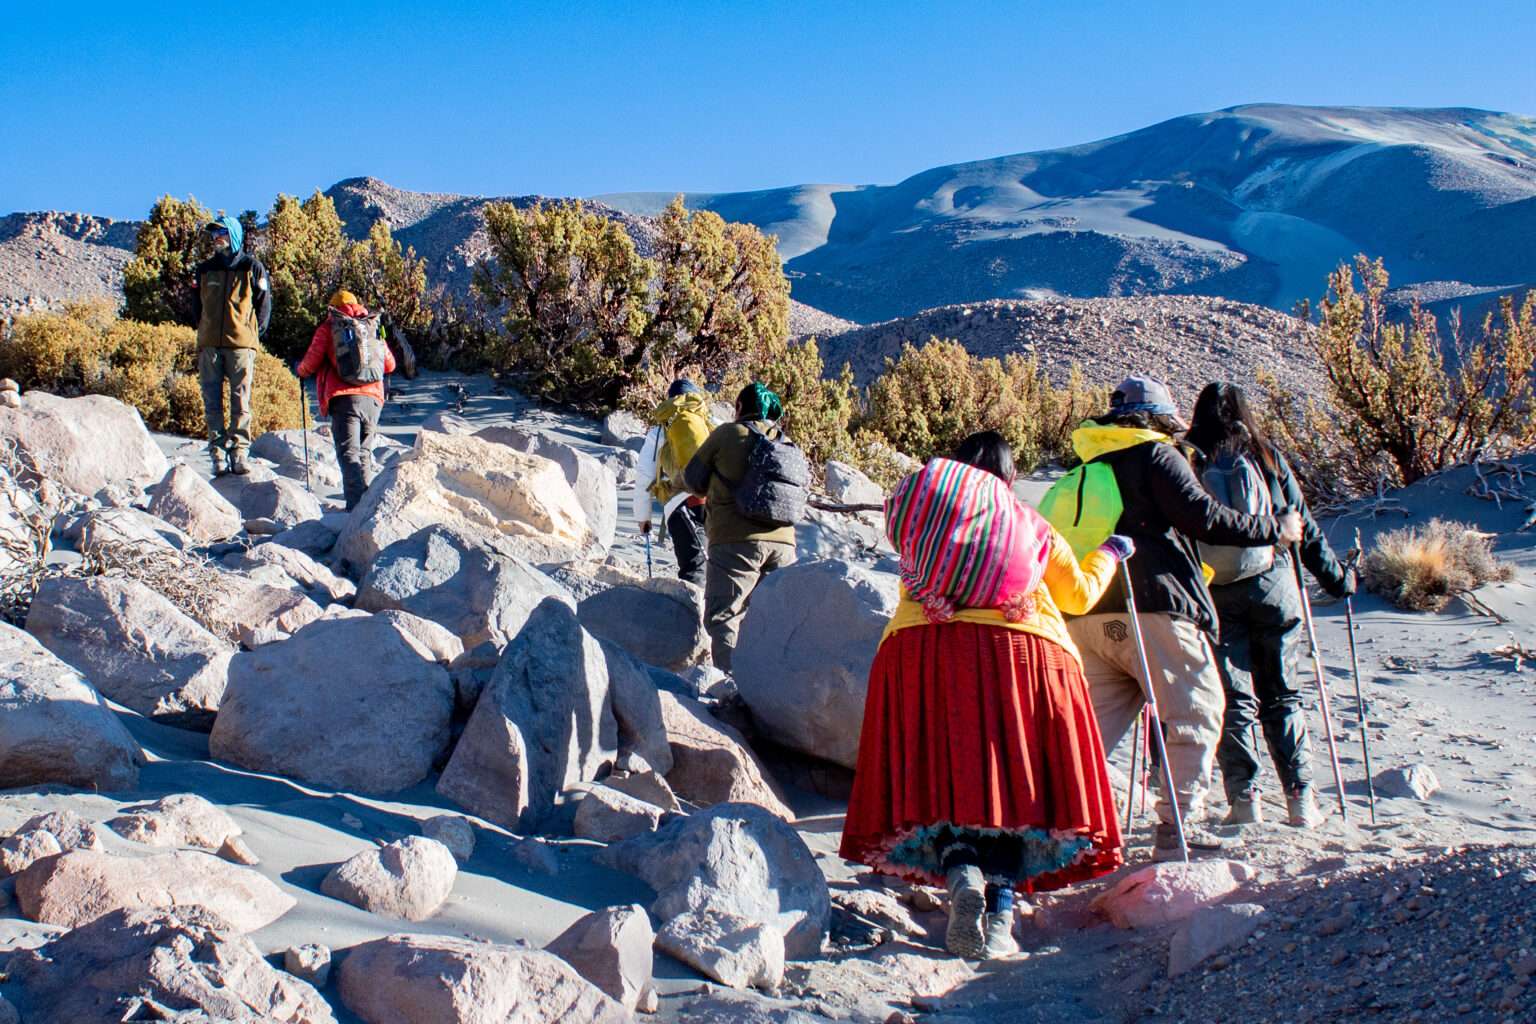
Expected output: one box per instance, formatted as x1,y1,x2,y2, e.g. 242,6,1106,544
475,424,618,553
235,476,324,529
603,640,675,775
600,409,648,451
376,608,465,664
146,464,242,542
573,785,665,843
209,615,455,794
284,942,333,987
823,461,884,506
321,836,458,921
437,599,618,831
14,810,103,853
75,506,192,556
0,829,62,877
734,560,899,768
268,517,339,558
546,903,655,1010
421,815,476,865
1168,902,1266,976
598,802,829,959
0,622,141,791
356,524,573,649
235,542,355,603
1376,763,1441,800
25,575,234,727
578,579,708,671
107,794,242,852
658,691,793,819
604,753,681,811
4,907,334,1024
0,392,168,495
422,411,477,435
794,505,885,562
656,910,786,990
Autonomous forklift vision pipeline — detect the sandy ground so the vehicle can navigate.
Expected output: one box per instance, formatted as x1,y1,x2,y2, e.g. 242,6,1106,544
7,371,1536,1022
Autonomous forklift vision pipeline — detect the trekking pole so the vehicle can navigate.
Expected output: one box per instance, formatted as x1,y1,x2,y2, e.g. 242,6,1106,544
1346,530,1377,825
1124,709,1142,835
644,531,653,580
298,374,312,493
1139,708,1152,815
1120,559,1189,863
1293,545,1349,821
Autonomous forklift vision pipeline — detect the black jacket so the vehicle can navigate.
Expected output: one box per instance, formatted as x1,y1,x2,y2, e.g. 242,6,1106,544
1091,438,1281,635
1233,450,1350,598
191,249,272,336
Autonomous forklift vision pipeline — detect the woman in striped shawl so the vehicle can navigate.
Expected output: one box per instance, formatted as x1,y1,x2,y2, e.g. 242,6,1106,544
841,431,1132,959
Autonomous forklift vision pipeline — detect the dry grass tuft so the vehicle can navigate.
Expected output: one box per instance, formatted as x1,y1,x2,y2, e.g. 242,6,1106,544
1362,518,1516,612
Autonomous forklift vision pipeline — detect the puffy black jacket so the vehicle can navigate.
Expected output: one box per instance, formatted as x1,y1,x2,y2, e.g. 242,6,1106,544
1243,450,1350,598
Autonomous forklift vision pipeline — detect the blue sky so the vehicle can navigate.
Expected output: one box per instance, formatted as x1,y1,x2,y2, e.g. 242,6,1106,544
3,0,1533,219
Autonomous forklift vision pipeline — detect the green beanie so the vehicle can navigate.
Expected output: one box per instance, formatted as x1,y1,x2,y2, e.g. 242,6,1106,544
737,382,784,422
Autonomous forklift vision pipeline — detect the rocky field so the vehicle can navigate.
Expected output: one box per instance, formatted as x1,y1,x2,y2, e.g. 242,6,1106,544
1,369,1533,1023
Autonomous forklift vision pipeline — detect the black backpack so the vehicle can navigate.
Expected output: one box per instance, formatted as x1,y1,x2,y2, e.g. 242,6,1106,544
733,423,809,527
330,309,387,385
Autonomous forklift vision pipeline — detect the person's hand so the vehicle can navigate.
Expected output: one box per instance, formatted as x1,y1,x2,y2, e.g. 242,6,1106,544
1099,534,1135,562
1276,509,1304,546
1329,566,1358,599
638,520,652,537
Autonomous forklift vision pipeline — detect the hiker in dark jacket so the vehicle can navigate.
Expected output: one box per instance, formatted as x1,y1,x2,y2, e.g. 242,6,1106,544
1062,376,1304,860
191,215,271,476
1186,382,1354,830
682,382,797,672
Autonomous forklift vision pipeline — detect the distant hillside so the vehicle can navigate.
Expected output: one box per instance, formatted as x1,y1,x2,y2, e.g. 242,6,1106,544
0,212,137,317
814,294,1322,405
602,104,1536,322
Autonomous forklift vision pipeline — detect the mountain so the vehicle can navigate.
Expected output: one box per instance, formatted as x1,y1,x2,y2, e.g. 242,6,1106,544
0,212,138,317
600,104,1536,322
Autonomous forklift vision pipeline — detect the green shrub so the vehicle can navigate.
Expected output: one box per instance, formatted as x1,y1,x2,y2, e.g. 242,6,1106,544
0,302,303,437
122,195,213,326
1362,518,1515,612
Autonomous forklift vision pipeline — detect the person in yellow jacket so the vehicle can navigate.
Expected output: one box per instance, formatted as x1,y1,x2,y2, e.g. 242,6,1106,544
630,379,715,585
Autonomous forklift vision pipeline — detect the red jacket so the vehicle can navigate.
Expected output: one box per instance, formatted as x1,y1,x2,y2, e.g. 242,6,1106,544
297,303,397,415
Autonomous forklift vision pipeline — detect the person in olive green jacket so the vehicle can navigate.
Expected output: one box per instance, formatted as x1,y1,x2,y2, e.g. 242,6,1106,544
191,215,271,475
683,382,797,672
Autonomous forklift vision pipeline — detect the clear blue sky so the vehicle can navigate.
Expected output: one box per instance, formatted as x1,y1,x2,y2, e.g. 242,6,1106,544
3,0,1533,220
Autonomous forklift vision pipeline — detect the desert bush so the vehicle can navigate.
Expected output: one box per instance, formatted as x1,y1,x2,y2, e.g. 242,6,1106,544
122,195,214,326
1263,257,1536,503
1362,518,1515,612
859,338,1104,472
722,334,861,469
0,302,302,438
339,220,435,342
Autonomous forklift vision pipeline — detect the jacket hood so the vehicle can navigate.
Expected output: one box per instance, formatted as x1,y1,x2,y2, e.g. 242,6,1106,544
216,214,244,254
650,390,711,424
1071,422,1172,463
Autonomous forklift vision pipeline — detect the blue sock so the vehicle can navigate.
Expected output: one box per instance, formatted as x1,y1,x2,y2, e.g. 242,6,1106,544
985,883,1014,915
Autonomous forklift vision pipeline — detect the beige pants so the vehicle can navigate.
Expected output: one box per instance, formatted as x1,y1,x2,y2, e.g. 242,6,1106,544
198,347,255,454
703,540,796,673
1068,612,1225,824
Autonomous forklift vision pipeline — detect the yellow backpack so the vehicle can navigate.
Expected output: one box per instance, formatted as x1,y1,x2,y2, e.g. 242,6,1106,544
648,393,713,502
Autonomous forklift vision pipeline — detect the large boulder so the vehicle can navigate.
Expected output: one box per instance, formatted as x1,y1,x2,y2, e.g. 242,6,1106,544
75,506,191,556
546,904,655,1011
603,642,675,774
146,464,242,542
795,506,886,561
599,803,829,960
600,409,647,451
356,524,574,648
25,575,234,727
209,615,455,794
106,793,242,852
338,934,632,1024
823,461,884,506
656,910,786,990
0,623,141,791
3,907,334,1024
321,836,458,921
234,476,325,528
334,430,594,572
269,517,340,558
234,541,356,603
578,578,709,671
733,560,898,769
0,391,167,494
438,599,617,831
475,424,618,553
14,848,294,932
250,427,343,490
658,690,792,819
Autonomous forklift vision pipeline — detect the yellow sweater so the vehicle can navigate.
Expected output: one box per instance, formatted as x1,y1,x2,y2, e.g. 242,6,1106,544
882,529,1119,667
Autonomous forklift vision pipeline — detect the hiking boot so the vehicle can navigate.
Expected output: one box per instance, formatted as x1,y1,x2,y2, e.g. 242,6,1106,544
1153,822,1227,862
944,865,987,959
1222,794,1264,826
229,451,251,476
983,911,1020,958
209,449,228,477
1287,789,1323,829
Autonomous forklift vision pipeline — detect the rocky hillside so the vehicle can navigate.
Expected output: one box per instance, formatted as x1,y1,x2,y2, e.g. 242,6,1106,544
603,104,1536,322
815,294,1322,403
0,212,137,317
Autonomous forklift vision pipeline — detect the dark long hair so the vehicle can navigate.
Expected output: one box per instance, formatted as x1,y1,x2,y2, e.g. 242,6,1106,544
953,430,1016,485
1186,382,1280,475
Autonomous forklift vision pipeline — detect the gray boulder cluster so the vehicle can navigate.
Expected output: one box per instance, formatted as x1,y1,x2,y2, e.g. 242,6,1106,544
0,388,913,1020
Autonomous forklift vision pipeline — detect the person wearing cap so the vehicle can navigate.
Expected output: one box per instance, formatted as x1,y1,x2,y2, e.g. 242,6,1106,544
296,290,396,510
191,215,271,476
631,379,716,586
1061,376,1304,861
682,382,798,672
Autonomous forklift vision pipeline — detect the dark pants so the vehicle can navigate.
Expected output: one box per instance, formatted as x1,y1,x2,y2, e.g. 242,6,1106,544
329,394,381,511
703,540,796,673
667,502,708,587
1213,563,1313,801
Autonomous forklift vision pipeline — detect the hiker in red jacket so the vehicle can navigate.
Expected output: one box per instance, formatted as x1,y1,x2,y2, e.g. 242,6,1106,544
296,290,396,510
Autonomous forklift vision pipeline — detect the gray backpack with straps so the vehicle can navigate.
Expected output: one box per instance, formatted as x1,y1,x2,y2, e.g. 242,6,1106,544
329,309,386,385
1200,451,1276,585
733,423,810,527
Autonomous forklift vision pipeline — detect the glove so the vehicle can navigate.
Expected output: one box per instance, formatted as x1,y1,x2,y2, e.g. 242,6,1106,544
638,520,652,537
1327,566,1358,599
1099,535,1135,562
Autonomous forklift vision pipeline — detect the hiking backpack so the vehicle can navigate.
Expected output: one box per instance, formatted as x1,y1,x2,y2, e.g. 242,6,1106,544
733,424,810,527
329,309,387,385
1199,451,1276,585
649,396,713,503
1038,459,1124,559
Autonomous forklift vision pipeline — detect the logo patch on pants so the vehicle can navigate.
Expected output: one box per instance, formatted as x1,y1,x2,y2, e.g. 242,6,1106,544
1104,619,1129,643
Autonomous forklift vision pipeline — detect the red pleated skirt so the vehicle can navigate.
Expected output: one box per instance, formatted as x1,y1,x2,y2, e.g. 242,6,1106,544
840,621,1123,892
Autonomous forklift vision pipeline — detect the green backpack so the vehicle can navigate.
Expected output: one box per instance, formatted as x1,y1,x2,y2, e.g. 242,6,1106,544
1039,460,1124,559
